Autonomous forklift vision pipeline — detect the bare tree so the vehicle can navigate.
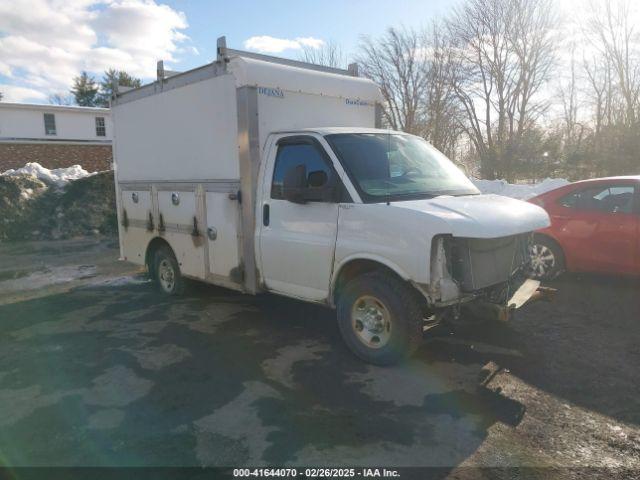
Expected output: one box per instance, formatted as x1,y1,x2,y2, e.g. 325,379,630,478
48,93,74,105
422,22,464,157
299,41,346,69
572,0,640,176
583,56,608,136
354,25,465,156
356,27,429,135
447,0,558,180
558,45,586,151
586,0,640,127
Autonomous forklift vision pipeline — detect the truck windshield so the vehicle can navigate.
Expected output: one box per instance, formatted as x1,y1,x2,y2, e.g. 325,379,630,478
325,133,479,202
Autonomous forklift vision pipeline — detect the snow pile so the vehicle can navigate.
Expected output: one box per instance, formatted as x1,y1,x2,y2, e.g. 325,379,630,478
1,162,94,188
20,188,35,200
472,178,570,200
0,169,116,242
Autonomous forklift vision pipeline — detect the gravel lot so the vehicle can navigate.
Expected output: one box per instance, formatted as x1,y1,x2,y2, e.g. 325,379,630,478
0,239,638,478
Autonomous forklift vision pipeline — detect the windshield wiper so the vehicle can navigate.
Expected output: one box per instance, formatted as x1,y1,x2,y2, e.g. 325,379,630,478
380,192,438,202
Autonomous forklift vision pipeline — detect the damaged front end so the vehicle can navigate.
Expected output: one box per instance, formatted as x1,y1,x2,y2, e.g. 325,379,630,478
426,234,555,323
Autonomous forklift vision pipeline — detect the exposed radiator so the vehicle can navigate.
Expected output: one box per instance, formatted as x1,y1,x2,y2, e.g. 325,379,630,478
450,234,529,292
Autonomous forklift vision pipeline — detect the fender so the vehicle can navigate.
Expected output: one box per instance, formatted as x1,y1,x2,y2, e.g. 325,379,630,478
329,253,412,307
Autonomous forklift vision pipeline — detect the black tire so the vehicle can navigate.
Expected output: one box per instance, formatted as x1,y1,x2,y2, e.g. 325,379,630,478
153,245,185,295
337,271,424,366
529,235,564,280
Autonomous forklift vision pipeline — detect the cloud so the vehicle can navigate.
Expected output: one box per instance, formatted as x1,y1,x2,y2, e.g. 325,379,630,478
0,0,190,103
0,84,48,103
244,35,325,54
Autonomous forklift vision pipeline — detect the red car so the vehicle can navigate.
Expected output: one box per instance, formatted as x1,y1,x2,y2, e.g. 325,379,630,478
527,176,640,279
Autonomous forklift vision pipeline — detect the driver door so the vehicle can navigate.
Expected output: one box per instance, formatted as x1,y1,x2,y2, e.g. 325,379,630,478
259,135,340,301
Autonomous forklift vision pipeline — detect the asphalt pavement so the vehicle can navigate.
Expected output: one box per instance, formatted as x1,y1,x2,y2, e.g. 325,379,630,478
0,239,638,479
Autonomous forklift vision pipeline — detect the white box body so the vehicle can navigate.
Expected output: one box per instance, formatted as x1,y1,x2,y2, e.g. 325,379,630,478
112,55,381,292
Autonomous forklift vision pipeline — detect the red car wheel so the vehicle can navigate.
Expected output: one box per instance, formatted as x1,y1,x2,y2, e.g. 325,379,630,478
529,236,565,280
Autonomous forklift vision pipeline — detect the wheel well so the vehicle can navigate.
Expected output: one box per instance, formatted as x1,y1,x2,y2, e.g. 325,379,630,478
332,259,408,305
533,233,564,255
145,237,172,275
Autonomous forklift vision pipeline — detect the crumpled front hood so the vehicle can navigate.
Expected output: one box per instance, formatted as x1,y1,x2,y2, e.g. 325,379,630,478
392,194,550,238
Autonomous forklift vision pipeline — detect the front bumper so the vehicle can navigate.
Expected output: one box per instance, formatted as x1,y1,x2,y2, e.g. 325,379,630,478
463,278,556,322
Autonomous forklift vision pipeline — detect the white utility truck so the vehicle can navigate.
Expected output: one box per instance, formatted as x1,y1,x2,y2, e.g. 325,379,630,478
112,37,550,365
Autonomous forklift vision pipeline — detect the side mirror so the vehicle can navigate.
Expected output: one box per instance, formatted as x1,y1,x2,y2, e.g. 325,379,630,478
307,170,338,202
283,164,307,204
308,170,328,188
282,165,339,204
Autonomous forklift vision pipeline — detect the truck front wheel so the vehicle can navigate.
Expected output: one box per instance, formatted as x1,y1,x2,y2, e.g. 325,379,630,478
153,245,185,295
337,271,423,365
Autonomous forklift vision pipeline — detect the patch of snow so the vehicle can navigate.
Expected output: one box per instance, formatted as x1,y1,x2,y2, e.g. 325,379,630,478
472,177,570,200
20,188,34,200
1,162,95,188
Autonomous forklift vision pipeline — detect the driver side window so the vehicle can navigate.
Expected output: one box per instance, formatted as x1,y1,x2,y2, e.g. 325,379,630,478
271,142,333,200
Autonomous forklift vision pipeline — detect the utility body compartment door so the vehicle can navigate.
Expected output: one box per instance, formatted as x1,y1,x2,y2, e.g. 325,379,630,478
258,135,340,301
119,187,153,264
206,191,241,279
156,188,206,279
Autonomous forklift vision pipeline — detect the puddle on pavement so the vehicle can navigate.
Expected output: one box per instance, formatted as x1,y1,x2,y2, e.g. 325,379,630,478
0,269,32,282
0,265,97,293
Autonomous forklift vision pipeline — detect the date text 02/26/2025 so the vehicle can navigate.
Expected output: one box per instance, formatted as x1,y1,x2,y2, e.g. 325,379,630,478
233,468,400,478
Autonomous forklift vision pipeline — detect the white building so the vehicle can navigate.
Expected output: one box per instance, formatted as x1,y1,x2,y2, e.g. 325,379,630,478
0,102,113,172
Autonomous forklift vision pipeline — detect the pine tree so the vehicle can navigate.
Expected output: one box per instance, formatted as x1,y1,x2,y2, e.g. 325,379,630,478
98,69,142,107
0,91,3,101
70,71,99,107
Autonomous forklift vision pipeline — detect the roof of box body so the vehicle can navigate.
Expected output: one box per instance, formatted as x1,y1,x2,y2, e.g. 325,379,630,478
113,54,382,105
227,56,382,102
0,102,110,114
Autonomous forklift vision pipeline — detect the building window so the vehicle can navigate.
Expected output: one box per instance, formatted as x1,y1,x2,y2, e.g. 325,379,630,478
95,117,106,137
43,113,56,135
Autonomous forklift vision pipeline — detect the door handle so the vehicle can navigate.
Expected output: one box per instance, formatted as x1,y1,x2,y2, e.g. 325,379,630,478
263,204,270,226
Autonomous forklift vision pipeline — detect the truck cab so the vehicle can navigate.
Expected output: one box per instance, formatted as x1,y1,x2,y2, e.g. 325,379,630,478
255,128,549,364
112,38,550,365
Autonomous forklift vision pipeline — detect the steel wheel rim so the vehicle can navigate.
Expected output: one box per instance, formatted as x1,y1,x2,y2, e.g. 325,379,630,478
351,295,392,349
158,259,175,292
529,244,555,278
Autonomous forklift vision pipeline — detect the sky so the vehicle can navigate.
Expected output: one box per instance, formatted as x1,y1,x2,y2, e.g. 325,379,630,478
0,0,455,104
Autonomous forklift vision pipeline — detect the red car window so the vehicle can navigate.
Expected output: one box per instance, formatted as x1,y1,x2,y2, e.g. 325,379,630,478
558,185,635,214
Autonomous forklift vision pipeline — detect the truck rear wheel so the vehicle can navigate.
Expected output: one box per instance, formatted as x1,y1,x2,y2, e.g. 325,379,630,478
337,271,423,366
153,245,185,295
